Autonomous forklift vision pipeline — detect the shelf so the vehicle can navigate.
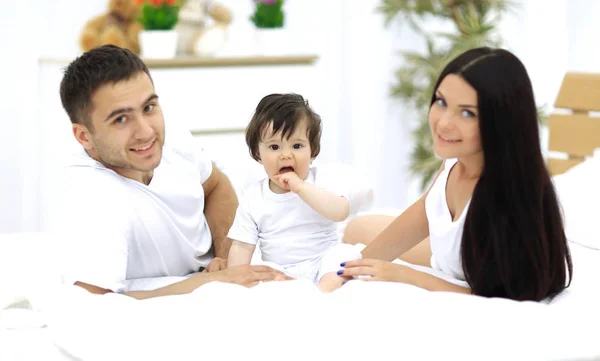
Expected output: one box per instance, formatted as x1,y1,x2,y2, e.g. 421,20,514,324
39,54,319,69
190,127,246,136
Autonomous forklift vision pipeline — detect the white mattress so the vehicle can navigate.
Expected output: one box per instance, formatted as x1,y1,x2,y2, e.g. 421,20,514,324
1,232,599,361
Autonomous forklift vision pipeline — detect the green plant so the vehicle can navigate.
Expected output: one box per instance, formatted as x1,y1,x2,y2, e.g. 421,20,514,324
136,0,181,31
379,0,521,190
251,0,285,28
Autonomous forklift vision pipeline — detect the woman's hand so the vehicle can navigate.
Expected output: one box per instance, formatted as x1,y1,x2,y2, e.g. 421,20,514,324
339,259,472,294
337,259,414,283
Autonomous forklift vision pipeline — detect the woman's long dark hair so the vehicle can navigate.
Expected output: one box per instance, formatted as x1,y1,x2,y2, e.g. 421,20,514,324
430,47,573,301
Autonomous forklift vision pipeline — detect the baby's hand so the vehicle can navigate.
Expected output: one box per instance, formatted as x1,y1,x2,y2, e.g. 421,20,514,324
275,172,304,193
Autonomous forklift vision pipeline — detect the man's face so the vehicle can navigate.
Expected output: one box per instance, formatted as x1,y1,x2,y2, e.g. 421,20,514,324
74,71,165,183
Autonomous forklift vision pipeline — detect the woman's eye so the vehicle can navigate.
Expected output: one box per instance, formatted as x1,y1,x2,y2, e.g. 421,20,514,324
269,145,280,151
293,144,303,149
435,98,446,107
144,104,155,112
115,116,127,124
462,110,476,118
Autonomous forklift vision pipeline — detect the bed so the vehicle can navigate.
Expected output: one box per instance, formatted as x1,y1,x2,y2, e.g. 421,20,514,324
1,72,600,361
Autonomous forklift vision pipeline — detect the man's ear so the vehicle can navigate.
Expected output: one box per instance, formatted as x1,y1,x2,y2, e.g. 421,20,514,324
72,123,94,150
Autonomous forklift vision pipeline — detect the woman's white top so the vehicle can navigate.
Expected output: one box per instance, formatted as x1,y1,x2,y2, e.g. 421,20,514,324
425,158,471,281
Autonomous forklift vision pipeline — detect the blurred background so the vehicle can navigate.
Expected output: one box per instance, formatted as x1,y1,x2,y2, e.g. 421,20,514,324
1,0,599,234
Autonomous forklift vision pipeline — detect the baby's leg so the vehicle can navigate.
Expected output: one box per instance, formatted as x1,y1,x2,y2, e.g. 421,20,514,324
318,272,348,292
317,243,363,292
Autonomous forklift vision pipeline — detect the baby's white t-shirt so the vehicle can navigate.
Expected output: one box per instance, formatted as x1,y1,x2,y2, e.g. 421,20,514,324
227,166,352,281
56,125,214,293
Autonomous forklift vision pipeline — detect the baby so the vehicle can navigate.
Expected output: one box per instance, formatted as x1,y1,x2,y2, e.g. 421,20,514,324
226,93,361,291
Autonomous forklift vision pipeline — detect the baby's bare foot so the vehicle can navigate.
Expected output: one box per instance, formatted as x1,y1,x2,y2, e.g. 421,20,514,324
318,273,348,292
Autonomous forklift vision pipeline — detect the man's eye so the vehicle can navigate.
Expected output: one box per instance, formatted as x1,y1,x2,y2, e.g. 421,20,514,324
269,145,280,151
115,116,127,124
144,104,155,112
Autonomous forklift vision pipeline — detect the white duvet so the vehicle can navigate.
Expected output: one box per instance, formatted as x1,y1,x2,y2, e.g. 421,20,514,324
1,232,599,361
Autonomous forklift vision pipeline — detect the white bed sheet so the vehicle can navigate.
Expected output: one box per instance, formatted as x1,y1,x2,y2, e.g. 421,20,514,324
1,232,599,361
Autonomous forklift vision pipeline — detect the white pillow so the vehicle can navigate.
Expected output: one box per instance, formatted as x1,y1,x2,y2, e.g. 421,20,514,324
552,151,600,250
0,232,63,330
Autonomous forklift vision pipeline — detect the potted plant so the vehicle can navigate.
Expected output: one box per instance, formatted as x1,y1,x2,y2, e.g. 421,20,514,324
136,0,181,58
250,0,287,55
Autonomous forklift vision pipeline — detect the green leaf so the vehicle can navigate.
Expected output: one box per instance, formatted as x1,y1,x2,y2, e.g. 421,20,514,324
251,0,285,28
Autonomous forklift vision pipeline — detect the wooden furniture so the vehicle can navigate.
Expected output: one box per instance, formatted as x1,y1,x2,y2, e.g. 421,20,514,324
547,72,600,175
40,54,319,69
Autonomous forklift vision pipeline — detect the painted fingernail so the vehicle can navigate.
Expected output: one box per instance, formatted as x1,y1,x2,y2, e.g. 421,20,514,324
337,270,343,275
340,262,346,267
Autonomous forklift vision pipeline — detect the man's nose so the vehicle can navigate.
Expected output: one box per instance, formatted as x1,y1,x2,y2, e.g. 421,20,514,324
134,116,154,139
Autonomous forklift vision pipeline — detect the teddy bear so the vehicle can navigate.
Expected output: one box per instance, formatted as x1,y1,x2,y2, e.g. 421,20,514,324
79,0,143,54
175,0,233,56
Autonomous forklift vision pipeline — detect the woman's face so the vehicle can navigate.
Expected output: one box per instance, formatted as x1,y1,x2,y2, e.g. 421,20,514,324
429,74,482,160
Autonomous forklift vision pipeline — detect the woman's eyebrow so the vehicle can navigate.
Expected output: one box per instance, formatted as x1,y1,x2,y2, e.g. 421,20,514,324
437,90,477,108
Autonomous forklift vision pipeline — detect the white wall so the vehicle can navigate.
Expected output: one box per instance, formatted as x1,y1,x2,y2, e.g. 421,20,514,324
2,0,600,233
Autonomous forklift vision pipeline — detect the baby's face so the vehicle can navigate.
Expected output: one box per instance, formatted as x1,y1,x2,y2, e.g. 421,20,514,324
257,121,312,193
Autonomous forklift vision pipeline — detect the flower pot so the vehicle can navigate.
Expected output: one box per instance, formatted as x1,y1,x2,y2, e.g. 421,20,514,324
253,28,289,56
139,30,179,59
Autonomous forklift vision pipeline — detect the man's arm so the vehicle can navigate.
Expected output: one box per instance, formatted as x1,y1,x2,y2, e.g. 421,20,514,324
75,273,220,300
74,264,292,300
202,163,238,259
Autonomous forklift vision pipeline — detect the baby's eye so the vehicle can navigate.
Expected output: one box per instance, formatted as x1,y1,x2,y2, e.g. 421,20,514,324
292,144,303,150
269,144,280,151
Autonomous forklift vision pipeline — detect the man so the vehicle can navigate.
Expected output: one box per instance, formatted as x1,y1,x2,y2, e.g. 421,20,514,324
57,44,288,299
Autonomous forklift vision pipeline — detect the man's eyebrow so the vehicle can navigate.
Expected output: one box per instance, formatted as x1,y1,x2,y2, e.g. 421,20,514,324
104,94,159,122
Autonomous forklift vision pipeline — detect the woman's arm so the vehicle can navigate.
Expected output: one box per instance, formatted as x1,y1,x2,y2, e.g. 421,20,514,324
339,259,471,294
359,162,446,262
227,239,256,267
360,196,429,262
406,268,471,294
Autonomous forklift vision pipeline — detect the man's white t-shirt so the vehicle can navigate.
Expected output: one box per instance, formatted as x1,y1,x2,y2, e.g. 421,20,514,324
227,166,353,282
56,125,214,293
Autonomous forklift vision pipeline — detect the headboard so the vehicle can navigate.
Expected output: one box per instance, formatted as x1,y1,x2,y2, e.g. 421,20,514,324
547,72,600,175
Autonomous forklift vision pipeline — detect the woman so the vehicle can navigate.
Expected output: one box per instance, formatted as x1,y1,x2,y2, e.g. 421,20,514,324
339,47,573,301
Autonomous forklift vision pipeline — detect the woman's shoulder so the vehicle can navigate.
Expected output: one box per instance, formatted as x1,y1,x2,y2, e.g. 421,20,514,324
443,158,458,169
425,158,457,194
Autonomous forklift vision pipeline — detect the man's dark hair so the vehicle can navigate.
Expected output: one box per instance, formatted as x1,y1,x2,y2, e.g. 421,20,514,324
59,44,152,129
245,93,322,161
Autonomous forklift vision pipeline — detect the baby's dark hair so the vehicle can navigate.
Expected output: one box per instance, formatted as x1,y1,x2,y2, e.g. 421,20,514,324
245,93,322,161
